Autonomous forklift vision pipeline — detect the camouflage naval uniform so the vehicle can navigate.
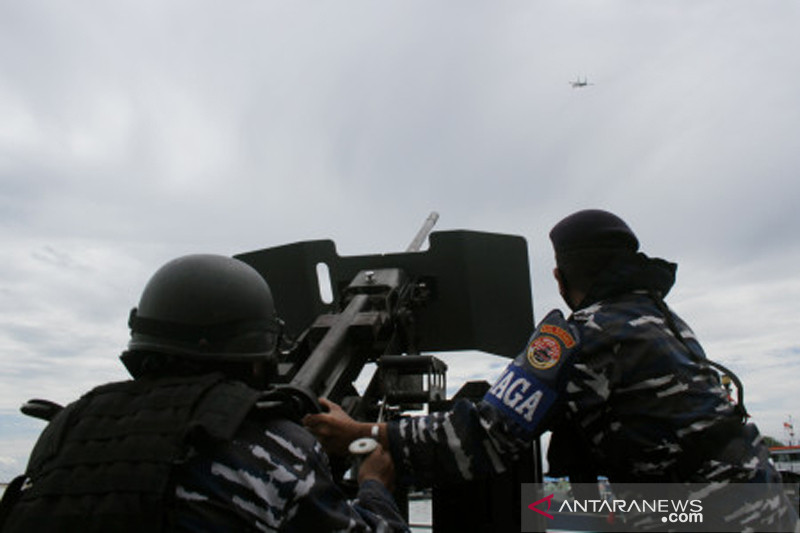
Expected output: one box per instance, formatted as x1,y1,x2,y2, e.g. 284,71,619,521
2,374,408,532
386,253,798,532
173,416,408,532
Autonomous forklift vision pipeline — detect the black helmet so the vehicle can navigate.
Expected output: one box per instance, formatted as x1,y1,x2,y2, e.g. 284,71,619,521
122,254,280,376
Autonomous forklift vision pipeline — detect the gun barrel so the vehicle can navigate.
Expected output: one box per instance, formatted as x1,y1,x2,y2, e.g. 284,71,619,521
290,293,371,399
405,211,439,252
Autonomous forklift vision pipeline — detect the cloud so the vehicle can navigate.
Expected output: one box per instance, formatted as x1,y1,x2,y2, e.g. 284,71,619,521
0,411,47,481
2,0,800,477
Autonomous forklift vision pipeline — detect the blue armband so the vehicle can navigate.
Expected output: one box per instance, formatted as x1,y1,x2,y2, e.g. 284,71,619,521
482,310,578,438
483,364,556,437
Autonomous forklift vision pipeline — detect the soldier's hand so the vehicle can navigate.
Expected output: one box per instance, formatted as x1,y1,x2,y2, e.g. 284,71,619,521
358,444,395,492
303,398,362,456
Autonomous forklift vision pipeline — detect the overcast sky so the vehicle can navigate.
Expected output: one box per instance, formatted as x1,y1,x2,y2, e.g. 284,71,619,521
2,1,799,480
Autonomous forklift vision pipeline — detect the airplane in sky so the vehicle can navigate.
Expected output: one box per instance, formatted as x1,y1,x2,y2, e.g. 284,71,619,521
569,76,593,88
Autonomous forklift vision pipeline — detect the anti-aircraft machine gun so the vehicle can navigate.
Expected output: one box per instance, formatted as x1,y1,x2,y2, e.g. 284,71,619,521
236,213,542,532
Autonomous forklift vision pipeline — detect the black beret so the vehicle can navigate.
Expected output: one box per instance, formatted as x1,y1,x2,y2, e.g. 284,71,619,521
549,209,639,254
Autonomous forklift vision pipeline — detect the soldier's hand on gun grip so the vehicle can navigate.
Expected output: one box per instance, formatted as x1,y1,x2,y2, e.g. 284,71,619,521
303,397,362,456
358,445,395,492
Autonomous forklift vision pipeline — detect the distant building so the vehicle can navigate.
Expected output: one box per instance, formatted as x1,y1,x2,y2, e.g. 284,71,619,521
770,445,800,479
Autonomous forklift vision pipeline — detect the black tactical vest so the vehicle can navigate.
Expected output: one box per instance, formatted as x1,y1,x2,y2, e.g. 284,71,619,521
1,373,260,532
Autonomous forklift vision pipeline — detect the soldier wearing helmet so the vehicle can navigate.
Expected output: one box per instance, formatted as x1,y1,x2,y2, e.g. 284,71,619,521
306,210,798,532
1,255,408,532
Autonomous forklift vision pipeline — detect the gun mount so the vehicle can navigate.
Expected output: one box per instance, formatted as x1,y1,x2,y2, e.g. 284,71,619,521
236,219,542,532
235,228,533,411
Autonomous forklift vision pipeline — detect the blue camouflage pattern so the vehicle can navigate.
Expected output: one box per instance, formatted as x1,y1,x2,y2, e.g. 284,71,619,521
560,292,740,481
559,292,798,531
386,291,798,531
174,415,408,532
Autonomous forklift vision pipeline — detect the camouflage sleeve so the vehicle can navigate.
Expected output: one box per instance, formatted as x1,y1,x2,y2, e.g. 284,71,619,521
283,454,408,532
351,480,410,533
274,425,409,532
387,310,579,487
174,417,408,532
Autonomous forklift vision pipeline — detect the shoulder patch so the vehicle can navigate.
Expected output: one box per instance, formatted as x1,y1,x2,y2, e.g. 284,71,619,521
481,309,579,438
524,310,578,372
527,336,561,369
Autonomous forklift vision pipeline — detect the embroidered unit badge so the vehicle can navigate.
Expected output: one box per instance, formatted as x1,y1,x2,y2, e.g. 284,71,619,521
527,335,561,370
